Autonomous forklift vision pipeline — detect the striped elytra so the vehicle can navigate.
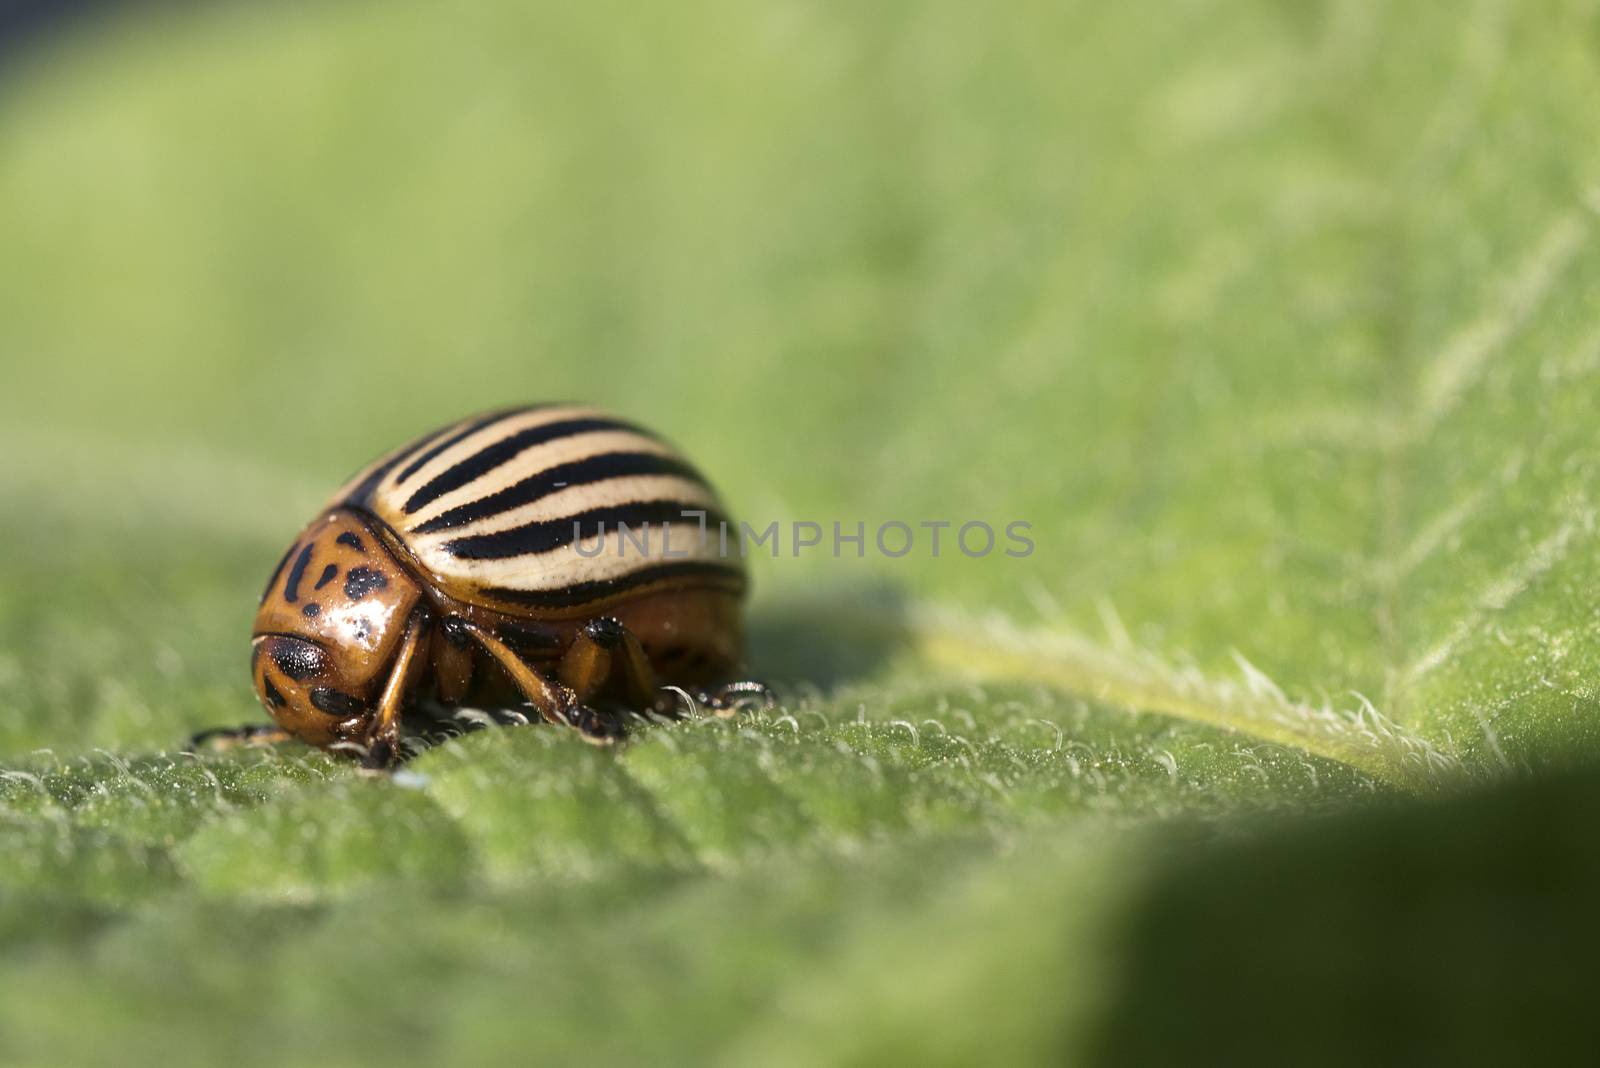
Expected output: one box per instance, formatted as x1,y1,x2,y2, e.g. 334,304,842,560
333,404,744,611
226,404,764,768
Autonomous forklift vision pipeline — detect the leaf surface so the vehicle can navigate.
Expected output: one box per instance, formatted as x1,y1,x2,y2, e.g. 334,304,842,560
2,0,1599,1062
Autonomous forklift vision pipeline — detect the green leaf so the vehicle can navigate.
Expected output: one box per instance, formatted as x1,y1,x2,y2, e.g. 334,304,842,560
2,0,1599,1062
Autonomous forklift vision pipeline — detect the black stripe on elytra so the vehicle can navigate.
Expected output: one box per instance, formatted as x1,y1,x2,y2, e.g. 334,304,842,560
259,545,295,604
282,543,315,603
268,637,326,681
343,567,388,599
262,678,287,708
334,421,473,508
441,501,727,560
393,409,526,488
337,446,416,508
313,563,339,590
483,560,745,609
335,532,365,552
402,417,658,516
310,687,368,716
410,451,709,534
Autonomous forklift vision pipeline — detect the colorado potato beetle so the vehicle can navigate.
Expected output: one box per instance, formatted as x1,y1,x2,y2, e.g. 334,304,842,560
194,404,770,768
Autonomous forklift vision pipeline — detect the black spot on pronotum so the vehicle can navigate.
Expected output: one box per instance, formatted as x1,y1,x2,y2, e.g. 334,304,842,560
313,563,339,590
302,603,321,618
336,532,366,553
344,566,388,600
269,637,325,681
283,543,315,603
310,687,368,717
262,679,286,708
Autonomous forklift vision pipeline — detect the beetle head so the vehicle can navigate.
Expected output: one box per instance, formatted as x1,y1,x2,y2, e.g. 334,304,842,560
251,510,423,747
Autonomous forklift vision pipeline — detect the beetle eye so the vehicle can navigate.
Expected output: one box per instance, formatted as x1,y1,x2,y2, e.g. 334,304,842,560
265,636,326,681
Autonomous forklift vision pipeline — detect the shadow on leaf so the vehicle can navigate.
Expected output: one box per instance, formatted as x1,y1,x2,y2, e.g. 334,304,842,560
747,582,915,691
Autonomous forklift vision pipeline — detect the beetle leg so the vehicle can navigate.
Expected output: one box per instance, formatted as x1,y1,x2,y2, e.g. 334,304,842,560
188,724,293,751
430,621,475,705
558,617,660,709
455,620,578,728
361,611,429,770
683,679,779,718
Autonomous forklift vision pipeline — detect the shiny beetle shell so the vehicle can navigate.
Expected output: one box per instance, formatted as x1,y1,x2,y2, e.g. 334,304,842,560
246,404,752,761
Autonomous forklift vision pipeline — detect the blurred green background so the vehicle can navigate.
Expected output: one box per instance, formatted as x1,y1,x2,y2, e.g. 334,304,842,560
5,0,1600,1064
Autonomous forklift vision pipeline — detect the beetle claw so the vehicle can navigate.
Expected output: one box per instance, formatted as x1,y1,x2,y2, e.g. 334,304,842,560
187,724,293,751
361,737,398,771
565,703,624,745
694,680,779,717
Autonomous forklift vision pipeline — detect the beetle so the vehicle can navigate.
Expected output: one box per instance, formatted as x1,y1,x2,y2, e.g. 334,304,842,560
193,404,771,768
